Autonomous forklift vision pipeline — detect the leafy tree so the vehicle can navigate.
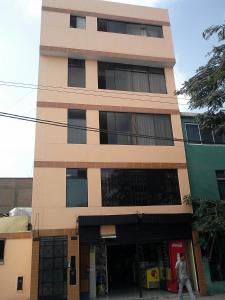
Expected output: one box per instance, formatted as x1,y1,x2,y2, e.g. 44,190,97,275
176,23,225,130
184,195,225,280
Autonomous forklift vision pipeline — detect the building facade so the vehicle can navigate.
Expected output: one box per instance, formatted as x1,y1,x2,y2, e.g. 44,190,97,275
181,113,225,295
31,1,206,299
0,178,32,215
0,216,32,300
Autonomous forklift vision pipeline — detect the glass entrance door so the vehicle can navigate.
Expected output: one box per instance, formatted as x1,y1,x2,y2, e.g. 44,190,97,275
38,236,68,300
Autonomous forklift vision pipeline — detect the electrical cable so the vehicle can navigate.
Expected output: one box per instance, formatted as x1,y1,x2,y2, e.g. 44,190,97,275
0,80,189,106
0,111,188,143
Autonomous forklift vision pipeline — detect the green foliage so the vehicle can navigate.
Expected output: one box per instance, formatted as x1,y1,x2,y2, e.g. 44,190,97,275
176,22,225,129
185,194,225,260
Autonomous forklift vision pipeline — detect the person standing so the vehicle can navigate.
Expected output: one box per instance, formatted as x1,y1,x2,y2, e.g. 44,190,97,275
175,253,196,300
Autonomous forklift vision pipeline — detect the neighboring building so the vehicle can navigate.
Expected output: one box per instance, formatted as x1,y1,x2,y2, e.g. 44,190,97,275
0,178,32,214
181,112,225,295
0,215,32,300
31,1,206,299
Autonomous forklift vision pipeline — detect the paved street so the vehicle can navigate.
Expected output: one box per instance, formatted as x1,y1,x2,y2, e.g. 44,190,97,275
97,290,225,300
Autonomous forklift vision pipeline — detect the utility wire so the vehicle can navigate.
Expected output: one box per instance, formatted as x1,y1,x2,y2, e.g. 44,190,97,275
0,111,187,143
0,80,189,106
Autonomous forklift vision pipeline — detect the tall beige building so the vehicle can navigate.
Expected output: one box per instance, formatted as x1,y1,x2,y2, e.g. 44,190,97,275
31,0,206,299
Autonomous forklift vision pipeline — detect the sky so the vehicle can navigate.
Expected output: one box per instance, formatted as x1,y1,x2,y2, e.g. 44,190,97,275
0,0,224,177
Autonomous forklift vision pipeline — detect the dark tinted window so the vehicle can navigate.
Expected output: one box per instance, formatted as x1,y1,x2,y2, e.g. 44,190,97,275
186,124,201,143
68,110,86,144
98,62,166,94
99,111,173,146
97,19,163,38
66,169,88,207
101,169,181,206
200,128,214,144
214,128,225,144
186,123,225,145
0,240,5,261
68,59,85,87
70,16,86,29
216,170,225,200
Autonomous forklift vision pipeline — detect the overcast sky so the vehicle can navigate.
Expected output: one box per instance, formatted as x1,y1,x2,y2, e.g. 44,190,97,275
0,0,224,177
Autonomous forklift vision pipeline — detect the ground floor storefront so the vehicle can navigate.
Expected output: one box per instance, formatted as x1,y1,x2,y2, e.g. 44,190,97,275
30,214,207,300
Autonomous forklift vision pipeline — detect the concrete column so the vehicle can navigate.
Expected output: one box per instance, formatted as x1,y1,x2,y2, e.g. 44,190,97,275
86,60,98,90
86,110,100,145
89,246,96,298
87,168,102,208
192,231,208,295
177,168,191,204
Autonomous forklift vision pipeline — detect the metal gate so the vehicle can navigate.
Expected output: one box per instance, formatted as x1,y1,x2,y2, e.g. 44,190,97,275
38,236,68,300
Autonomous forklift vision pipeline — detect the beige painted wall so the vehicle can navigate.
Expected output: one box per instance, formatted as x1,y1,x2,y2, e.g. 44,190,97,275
32,0,191,231
0,238,32,300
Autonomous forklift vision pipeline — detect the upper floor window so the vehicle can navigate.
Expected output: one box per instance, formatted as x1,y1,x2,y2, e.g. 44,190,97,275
97,19,163,38
68,109,86,144
70,16,86,29
0,240,5,262
98,62,167,94
101,169,181,206
216,170,225,200
68,59,85,88
100,111,174,146
185,123,225,145
66,169,88,207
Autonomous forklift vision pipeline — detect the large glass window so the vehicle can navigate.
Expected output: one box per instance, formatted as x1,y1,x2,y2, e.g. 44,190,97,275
70,16,86,29
97,19,163,38
68,59,85,87
101,169,181,206
68,109,86,144
185,123,225,145
66,169,88,207
100,111,173,146
98,62,167,94
216,170,225,200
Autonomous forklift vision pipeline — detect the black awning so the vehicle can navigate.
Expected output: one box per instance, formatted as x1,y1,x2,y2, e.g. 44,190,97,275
78,213,192,227
78,214,193,245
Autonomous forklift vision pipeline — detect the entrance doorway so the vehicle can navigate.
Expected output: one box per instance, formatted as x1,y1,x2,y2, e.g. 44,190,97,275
107,244,137,294
38,236,68,300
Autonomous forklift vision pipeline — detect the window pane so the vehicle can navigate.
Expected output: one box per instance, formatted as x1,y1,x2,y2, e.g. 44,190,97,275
115,112,132,144
97,19,107,31
108,20,126,33
101,169,181,206
214,129,225,144
68,110,86,144
186,124,201,143
66,169,88,207
149,72,167,94
115,69,132,91
217,180,225,200
146,25,163,38
98,62,166,94
97,18,163,39
154,115,174,146
70,16,86,29
200,128,214,144
68,59,85,87
132,71,149,93
105,69,116,90
126,23,141,35
76,17,86,29
216,170,225,200
135,114,155,145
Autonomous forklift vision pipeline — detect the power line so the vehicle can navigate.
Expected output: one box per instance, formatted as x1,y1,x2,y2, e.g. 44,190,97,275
0,111,188,143
0,80,190,106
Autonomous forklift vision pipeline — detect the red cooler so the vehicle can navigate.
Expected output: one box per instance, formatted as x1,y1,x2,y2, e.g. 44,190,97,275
167,240,185,293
